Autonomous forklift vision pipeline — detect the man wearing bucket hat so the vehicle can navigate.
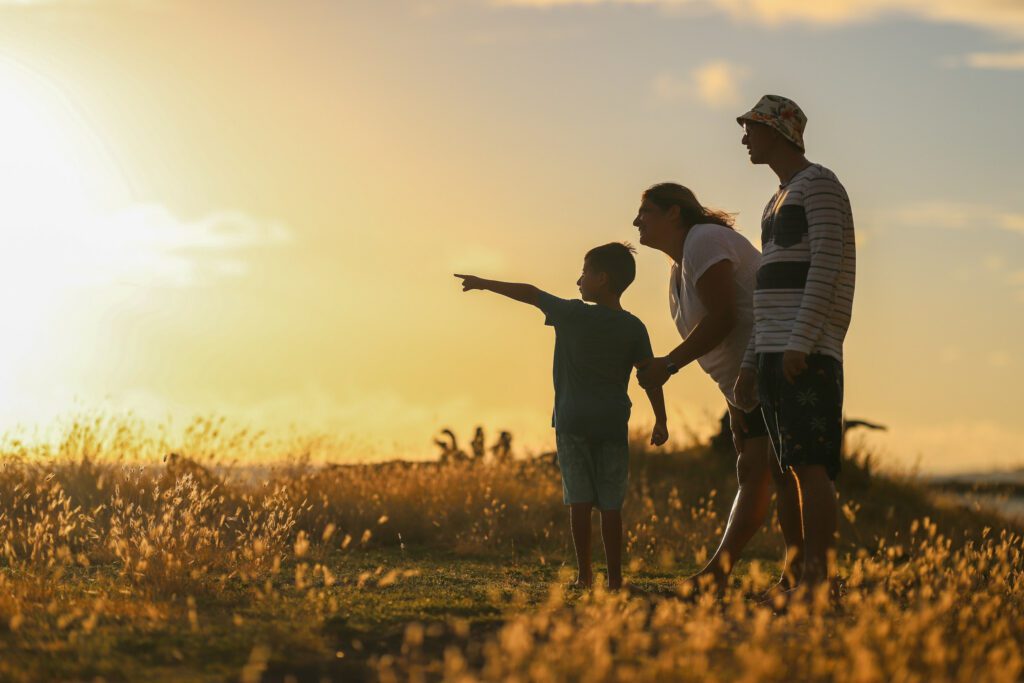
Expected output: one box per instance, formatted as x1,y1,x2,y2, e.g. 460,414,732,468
733,95,856,595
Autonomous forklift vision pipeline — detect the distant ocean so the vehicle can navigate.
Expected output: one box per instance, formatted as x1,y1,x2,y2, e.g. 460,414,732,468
928,470,1024,522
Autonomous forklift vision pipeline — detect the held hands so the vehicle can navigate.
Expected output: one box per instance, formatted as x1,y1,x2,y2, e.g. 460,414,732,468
650,421,668,447
782,350,808,384
636,356,673,389
454,274,486,292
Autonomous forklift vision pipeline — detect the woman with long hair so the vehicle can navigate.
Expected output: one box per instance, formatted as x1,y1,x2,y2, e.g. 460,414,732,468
633,182,802,593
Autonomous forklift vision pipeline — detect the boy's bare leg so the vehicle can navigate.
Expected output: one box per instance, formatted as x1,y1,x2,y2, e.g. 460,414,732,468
791,464,836,588
689,436,774,592
599,509,623,590
569,503,594,587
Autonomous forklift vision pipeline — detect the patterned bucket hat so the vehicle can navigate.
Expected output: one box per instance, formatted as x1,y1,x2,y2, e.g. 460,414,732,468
736,94,807,151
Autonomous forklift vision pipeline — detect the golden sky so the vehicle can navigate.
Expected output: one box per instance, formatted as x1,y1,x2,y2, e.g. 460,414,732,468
0,1,1022,472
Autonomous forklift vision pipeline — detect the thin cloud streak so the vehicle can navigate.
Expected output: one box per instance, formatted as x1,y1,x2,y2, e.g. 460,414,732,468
966,50,1024,70
893,201,1024,236
492,0,1024,39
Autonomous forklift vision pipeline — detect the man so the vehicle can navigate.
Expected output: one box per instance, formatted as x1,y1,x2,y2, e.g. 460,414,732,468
733,94,856,593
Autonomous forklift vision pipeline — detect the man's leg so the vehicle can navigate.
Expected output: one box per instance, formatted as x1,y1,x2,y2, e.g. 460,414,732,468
791,464,837,587
599,509,623,590
569,503,594,587
693,435,775,590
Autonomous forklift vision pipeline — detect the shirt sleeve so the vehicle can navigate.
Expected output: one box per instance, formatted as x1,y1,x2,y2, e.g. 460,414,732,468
685,227,737,284
537,291,582,328
633,321,654,365
787,174,849,353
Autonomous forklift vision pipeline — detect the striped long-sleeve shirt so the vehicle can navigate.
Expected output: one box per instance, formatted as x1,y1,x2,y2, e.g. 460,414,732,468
742,163,856,368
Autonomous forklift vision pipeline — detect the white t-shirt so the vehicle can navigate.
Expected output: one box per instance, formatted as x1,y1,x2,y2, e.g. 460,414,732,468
668,223,760,411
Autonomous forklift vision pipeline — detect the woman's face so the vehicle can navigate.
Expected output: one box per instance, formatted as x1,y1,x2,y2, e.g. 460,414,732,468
633,197,676,248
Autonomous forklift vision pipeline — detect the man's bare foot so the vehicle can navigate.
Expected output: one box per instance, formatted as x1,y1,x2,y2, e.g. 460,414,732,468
755,575,797,603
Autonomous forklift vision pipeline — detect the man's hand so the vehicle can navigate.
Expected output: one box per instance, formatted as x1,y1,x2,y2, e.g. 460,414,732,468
734,367,758,409
636,356,673,389
650,421,668,447
727,403,746,455
782,350,808,384
454,274,486,292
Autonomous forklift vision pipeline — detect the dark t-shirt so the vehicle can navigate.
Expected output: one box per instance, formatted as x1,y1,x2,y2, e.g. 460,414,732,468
537,292,654,442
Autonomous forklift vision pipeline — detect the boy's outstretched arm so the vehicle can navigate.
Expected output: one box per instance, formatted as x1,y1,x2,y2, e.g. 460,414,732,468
454,274,542,306
646,385,669,446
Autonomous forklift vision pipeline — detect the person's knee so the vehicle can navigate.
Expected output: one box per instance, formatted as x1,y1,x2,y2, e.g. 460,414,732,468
736,439,770,485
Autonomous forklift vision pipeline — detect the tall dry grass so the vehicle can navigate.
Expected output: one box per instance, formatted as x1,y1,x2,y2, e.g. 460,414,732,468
0,415,1020,682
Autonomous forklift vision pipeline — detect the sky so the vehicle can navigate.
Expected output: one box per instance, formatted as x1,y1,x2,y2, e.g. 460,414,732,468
0,0,1021,472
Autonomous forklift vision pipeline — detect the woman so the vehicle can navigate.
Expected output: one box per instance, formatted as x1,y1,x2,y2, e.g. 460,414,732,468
633,183,802,593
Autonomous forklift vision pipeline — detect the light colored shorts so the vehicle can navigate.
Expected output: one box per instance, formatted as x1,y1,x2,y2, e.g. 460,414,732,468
554,432,630,510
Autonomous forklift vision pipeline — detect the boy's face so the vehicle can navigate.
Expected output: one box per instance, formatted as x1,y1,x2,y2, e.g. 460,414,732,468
576,259,609,302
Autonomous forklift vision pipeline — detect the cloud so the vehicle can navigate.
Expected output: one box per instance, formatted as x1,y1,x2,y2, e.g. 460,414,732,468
3,204,291,290
965,50,1024,70
892,201,1024,236
90,206,291,287
492,0,1024,39
692,60,749,108
652,60,750,109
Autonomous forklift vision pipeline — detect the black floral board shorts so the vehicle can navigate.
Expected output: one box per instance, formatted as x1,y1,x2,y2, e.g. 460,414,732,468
757,353,844,480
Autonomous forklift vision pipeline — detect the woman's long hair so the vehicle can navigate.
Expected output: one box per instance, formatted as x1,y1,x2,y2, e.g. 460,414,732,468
642,183,736,229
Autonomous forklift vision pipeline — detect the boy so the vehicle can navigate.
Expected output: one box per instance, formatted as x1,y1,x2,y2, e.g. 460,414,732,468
455,242,668,590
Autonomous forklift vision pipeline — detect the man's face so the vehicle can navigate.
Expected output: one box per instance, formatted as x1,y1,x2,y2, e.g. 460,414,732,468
576,259,607,302
741,121,778,164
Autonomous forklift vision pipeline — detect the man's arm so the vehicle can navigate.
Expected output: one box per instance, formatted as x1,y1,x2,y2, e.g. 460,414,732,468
454,274,541,306
637,259,736,388
782,174,848,382
787,175,846,354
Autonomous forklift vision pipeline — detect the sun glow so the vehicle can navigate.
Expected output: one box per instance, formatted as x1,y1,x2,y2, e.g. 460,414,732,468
0,58,129,411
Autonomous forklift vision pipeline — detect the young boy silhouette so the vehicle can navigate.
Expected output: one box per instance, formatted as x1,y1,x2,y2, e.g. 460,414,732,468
456,242,668,590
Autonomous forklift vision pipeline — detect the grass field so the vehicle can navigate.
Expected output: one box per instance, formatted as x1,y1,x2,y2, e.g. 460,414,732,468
0,417,1021,682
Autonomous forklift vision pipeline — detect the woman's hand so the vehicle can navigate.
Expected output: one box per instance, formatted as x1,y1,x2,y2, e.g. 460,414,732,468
734,367,758,409
636,356,673,389
727,403,747,455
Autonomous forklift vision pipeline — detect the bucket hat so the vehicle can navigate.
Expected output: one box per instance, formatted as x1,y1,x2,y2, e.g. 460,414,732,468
737,94,806,151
